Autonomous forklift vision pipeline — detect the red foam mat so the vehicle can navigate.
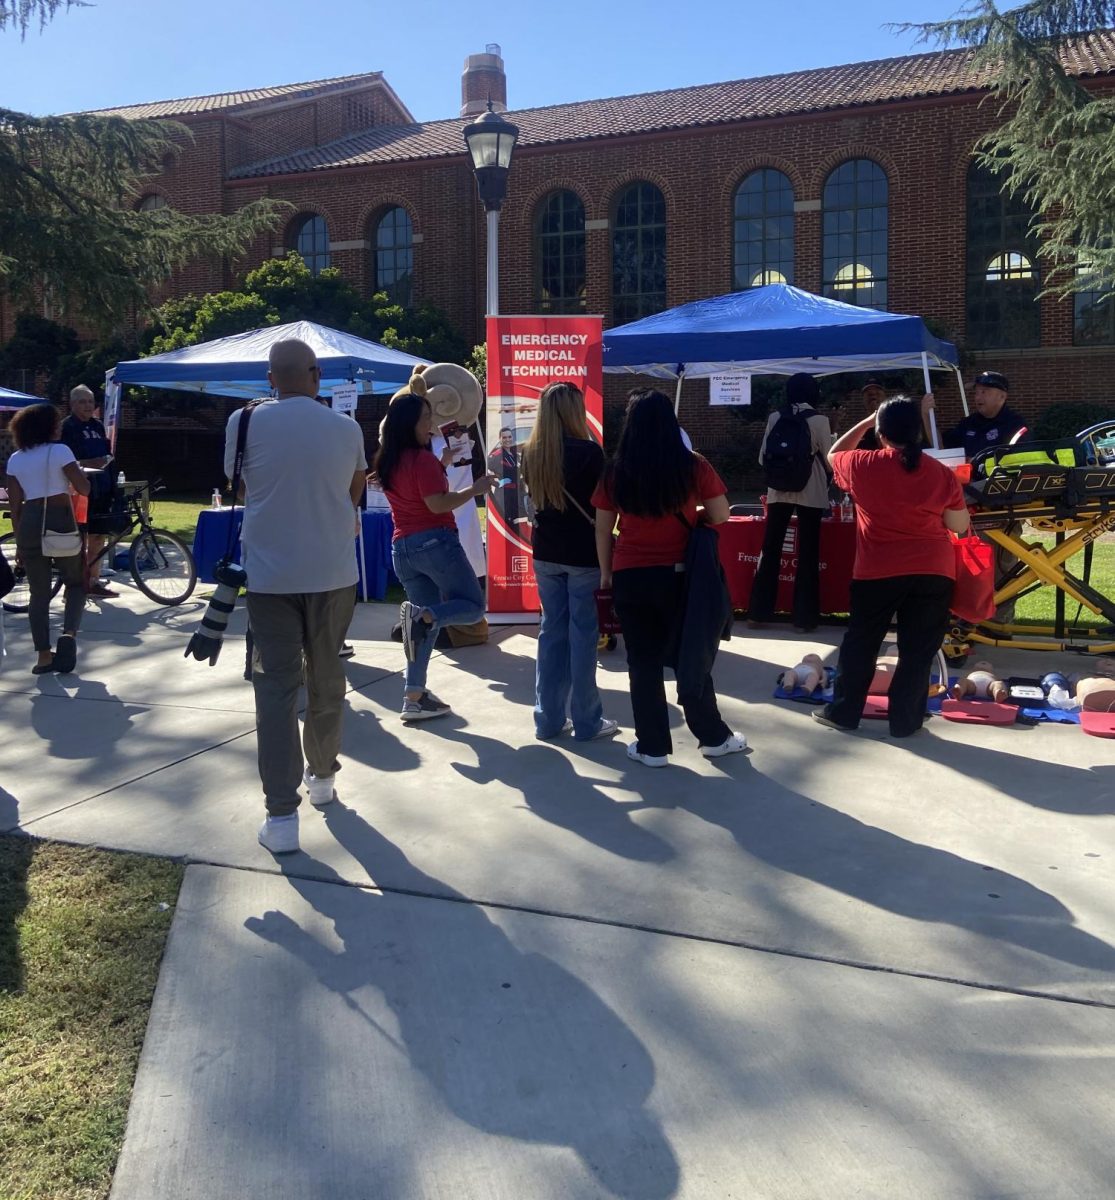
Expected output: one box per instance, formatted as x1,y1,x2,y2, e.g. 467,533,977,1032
1080,711,1115,738
940,699,1018,725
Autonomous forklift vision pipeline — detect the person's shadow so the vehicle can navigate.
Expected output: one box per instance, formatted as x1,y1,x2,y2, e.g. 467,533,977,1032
624,759,1115,979
245,804,680,1199
444,727,675,864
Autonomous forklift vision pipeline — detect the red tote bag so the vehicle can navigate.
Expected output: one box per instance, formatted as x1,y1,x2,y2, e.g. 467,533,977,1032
951,534,996,623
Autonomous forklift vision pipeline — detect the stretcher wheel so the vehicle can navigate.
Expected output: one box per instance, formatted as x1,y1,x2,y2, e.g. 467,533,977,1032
598,634,618,652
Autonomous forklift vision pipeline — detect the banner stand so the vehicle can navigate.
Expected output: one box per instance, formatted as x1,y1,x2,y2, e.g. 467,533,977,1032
484,315,604,621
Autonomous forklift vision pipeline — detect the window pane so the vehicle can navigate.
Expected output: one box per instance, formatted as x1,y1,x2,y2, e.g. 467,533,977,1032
533,190,587,314
732,169,795,291
965,163,1040,347
294,215,330,276
822,159,887,310
612,183,666,320
371,207,414,306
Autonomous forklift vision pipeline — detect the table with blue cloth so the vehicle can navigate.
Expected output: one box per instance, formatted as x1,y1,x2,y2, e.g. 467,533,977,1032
191,508,395,599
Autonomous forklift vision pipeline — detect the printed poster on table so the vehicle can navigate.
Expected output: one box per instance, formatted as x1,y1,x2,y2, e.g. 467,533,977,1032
331,383,358,415
485,315,603,620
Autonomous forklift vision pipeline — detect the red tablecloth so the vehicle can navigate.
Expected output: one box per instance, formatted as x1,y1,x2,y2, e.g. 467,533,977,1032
718,516,856,615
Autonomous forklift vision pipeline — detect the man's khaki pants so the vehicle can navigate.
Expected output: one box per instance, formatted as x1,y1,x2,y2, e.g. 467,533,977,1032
246,585,356,816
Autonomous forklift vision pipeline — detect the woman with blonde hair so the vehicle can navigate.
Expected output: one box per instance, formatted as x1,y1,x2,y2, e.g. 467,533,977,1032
521,381,617,741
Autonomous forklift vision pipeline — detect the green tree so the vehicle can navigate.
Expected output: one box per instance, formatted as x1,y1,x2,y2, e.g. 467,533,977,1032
901,1,1115,296
146,253,468,364
1,3,288,331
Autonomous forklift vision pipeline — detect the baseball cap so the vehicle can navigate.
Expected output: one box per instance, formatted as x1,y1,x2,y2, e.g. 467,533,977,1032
862,377,885,389
974,370,1009,392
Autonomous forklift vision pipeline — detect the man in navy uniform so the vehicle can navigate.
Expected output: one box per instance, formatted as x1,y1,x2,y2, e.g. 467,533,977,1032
922,371,1027,459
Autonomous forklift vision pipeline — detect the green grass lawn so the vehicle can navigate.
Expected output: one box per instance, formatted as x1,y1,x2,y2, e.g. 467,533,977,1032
147,492,210,543
1012,532,1115,627
0,837,183,1200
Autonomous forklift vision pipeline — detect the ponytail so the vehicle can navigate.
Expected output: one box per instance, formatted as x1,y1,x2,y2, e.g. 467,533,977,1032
875,396,925,473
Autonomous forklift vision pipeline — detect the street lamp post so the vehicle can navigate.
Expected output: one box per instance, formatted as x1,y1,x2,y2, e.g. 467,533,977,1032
463,103,519,316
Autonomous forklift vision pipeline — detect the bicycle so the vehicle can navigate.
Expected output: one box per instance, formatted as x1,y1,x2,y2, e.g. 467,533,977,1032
1,479,197,612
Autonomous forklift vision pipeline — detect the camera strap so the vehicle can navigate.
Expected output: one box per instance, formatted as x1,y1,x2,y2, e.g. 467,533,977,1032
223,399,264,566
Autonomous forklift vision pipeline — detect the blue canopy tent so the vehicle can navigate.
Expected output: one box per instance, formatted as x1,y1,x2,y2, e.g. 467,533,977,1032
0,386,42,411
602,284,966,439
109,320,430,400
106,322,433,602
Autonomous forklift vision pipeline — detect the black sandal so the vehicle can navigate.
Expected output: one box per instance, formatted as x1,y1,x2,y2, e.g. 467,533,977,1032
31,657,57,675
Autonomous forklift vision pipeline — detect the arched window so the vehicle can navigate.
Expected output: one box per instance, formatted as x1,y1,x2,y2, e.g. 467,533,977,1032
291,214,330,276
733,169,794,289
822,159,888,309
534,190,586,314
373,207,414,306
966,162,1039,348
612,182,666,322
137,193,167,212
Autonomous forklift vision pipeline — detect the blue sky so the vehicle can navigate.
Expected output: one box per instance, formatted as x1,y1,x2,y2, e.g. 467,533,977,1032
5,0,968,120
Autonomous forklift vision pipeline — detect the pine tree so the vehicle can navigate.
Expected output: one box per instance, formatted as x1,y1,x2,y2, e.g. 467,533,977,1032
1,1,288,330
901,1,1115,296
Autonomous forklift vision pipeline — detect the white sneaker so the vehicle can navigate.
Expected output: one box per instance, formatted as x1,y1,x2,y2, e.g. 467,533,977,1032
302,769,337,807
258,813,299,854
581,718,620,742
701,732,748,758
626,740,668,768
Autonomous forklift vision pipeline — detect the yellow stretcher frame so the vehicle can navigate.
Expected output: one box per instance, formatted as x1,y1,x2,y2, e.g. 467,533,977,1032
944,499,1115,659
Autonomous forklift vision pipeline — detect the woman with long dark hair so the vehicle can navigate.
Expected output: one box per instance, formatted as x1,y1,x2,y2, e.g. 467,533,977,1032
592,389,745,766
374,380,496,721
815,396,970,737
520,381,616,741
4,402,91,674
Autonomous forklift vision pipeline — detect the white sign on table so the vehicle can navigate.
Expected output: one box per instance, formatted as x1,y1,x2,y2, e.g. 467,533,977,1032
709,373,752,406
332,383,358,415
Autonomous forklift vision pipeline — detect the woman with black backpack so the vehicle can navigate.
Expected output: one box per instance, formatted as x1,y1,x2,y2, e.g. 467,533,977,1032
747,373,833,632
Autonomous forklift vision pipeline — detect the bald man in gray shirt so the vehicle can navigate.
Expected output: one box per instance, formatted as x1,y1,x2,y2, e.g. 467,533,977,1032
225,339,366,855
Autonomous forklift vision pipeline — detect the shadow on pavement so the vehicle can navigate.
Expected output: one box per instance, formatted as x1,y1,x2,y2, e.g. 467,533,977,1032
625,760,1115,977
246,804,681,1200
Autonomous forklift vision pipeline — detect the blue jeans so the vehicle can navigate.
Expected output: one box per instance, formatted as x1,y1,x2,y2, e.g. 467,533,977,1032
533,558,604,739
392,527,484,692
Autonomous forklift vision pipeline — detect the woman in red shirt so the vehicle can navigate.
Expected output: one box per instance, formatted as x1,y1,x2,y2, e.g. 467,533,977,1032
593,389,745,767
374,385,496,722
815,396,970,738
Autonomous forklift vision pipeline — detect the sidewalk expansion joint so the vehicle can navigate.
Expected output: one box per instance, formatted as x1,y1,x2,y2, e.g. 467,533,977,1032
179,855,1115,1013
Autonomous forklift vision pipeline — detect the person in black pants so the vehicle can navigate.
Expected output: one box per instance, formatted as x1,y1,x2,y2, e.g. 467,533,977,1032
592,389,745,767
814,397,971,738
747,374,833,632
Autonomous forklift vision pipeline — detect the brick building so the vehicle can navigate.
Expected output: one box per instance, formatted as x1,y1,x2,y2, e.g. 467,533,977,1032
5,37,1115,486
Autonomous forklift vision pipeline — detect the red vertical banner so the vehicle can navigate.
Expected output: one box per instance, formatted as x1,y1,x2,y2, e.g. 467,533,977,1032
485,315,604,619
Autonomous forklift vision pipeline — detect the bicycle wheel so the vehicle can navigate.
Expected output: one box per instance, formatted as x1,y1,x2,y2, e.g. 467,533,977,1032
129,529,197,605
1,531,63,614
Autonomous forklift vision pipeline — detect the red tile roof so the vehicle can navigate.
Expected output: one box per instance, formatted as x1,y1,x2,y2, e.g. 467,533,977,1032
88,72,387,120
230,32,1115,179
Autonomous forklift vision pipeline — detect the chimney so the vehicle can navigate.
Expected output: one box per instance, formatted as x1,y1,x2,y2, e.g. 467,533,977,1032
461,44,507,117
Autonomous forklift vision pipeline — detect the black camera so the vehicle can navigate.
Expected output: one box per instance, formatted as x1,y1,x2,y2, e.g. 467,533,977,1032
184,560,247,666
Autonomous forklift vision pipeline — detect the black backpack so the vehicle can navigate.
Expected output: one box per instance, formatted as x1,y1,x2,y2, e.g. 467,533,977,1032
762,403,818,492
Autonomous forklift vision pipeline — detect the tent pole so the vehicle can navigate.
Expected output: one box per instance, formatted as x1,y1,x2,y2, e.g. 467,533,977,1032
955,366,970,417
921,352,940,448
673,370,685,418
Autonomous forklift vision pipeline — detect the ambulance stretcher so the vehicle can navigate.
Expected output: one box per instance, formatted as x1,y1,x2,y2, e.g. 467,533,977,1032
944,420,1115,659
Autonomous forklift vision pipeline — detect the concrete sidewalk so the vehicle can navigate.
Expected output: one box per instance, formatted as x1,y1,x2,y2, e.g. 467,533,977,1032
3,588,1114,1198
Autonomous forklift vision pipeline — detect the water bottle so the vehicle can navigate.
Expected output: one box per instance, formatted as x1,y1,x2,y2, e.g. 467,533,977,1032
116,471,126,487
211,488,222,509
840,494,854,522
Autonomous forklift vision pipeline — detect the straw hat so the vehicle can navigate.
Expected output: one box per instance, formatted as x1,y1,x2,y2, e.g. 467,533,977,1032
390,363,483,427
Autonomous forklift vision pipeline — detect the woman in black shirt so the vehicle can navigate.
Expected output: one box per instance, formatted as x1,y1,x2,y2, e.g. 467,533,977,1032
520,383,617,742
